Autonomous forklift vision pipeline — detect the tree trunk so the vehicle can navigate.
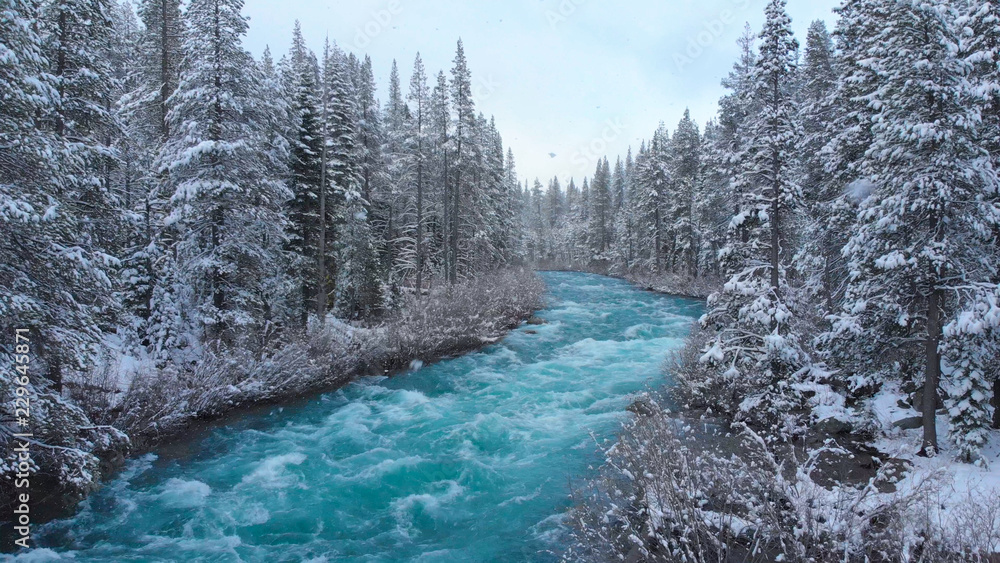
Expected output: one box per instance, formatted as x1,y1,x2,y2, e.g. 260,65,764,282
442,142,450,283
993,378,1000,430
921,289,942,456
654,207,662,274
160,0,171,140
451,169,460,283
770,160,780,292
211,207,225,340
450,133,461,284
317,127,327,323
415,137,424,297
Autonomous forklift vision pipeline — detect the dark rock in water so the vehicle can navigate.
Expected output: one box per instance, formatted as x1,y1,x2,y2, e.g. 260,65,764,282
524,330,537,335
627,398,656,417
893,416,924,430
526,316,546,326
814,417,852,435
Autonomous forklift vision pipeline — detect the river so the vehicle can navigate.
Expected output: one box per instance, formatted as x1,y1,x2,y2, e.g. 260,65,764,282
27,271,702,562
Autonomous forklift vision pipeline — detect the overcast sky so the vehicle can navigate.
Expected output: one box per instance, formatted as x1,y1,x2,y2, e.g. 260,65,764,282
242,0,841,186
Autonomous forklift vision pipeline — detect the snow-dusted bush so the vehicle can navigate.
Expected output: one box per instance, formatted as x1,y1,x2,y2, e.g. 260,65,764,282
112,268,543,446
563,400,1000,562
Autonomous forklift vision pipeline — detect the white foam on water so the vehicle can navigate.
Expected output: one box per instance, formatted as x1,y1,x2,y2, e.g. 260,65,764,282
353,455,426,482
7,548,72,562
413,549,456,562
391,480,465,518
623,322,655,339
231,502,271,526
157,478,211,509
240,452,307,489
136,533,242,556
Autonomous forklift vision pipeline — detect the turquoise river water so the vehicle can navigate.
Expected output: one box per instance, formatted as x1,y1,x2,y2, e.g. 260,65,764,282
24,272,702,562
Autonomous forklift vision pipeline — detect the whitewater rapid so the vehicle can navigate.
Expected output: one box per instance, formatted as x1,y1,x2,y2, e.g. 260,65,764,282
28,272,702,562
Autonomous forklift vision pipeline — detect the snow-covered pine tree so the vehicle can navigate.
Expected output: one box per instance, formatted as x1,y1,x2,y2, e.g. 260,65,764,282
634,127,671,273
962,0,1000,431
255,46,293,339
692,121,731,281
430,70,452,279
830,0,1000,458
450,39,476,282
379,58,410,288
612,156,626,214
283,23,323,326
500,147,521,264
115,0,183,354
965,0,999,165
159,0,291,345
138,0,183,141
1,0,126,497
717,24,759,223
105,3,158,351
563,177,582,263
527,179,545,262
795,19,842,312
699,0,809,431
324,43,382,319
474,115,509,268
39,0,125,313
353,55,382,205
407,53,431,294
611,150,640,273
588,158,612,260
545,176,565,262
798,20,837,207
670,109,701,276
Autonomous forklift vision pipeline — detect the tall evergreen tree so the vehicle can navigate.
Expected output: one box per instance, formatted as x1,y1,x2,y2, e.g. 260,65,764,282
670,109,701,275
158,0,290,344
830,0,1000,458
450,39,475,282
320,43,380,319
283,23,323,325
700,0,808,429
407,53,431,294
1,0,116,389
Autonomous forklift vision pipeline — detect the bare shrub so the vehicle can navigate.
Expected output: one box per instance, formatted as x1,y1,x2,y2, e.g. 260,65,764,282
111,268,543,447
563,400,1000,562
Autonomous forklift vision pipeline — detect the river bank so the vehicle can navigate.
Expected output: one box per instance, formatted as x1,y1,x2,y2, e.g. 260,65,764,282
534,262,719,300
3,269,545,534
565,303,1000,561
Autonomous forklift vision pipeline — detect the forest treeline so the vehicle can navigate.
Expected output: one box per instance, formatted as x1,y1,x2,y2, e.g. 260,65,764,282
0,0,534,504
564,0,1000,560
531,0,1000,460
